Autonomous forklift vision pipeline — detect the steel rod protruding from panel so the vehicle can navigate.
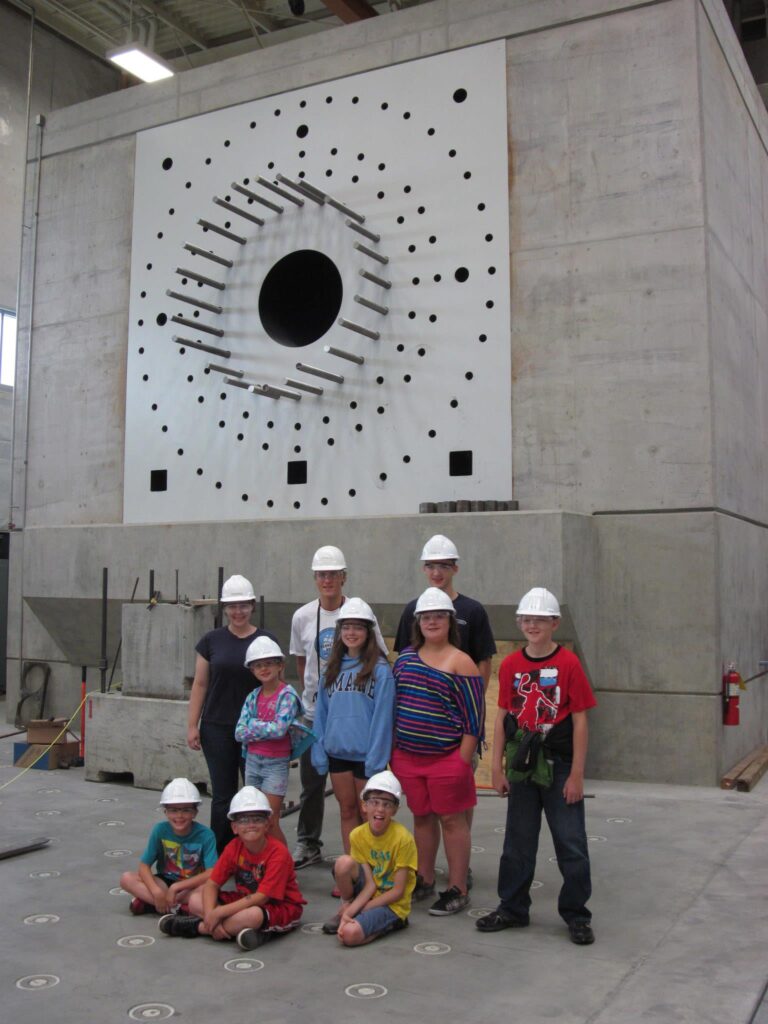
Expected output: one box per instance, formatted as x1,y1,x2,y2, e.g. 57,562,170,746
166,290,223,314
171,315,225,338
176,267,226,290
197,219,246,244
231,182,283,213
354,294,388,315
295,362,344,384
209,363,243,377
184,244,233,268
359,268,391,289
225,377,251,390
285,378,324,395
250,385,282,400
338,318,380,341
327,196,365,224
172,335,232,359
256,176,304,206
353,241,389,265
213,197,264,225
275,174,324,205
324,346,365,365
346,219,379,243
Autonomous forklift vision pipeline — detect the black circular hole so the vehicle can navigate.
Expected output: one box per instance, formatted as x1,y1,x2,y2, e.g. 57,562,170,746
349,489,356,497
352,96,359,104
434,274,442,282
485,233,493,242
243,411,250,419
294,445,301,453
178,347,186,355
296,124,309,138
274,109,281,116
138,319,144,326
479,333,487,342
198,396,204,403
299,100,306,108
449,149,456,158
322,415,330,424
140,290,147,298
237,433,244,441
142,374,148,381
298,150,305,158
478,202,486,211
267,499,274,508
486,300,494,308
351,175,359,183
267,421,274,429
428,429,436,438
196,468,203,475
146,263,152,270
412,277,420,285
355,423,363,432
381,102,388,110
408,244,416,253
350,401,358,409
259,250,343,347
403,374,411,383
250,120,256,128
418,206,425,215
418,348,426,357
465,371,474,380
326,95,333,104
357,152,364,161
218,420,225,428
161,425,168,432
321,497,328,506
151,403,157,411
429,236,437,244
379,472,387,481
377,191,385,199
205,158,211,165
186,375,193,382
177,448,183,455
427,128,435,136
242,494,248,501
215,481,222,489
429,314,437,323
162,157,173,170
453,88,468,103
185,183,191,189
450,399,458,408
156,232,163,239
224,140,230,147
220,392,226,400
464,171,472,180
262,443,269,451
378,162,385,171
455,267,469,283
404,185,411,193
376,376,384,385
396,344,404,352
327,438,334,446
377,406,385,415
397,216,405,224
294,423,301,431
294,501,301,509
326,169,332,177
408,311,416,320
331,147,338,155
403,455,411,463
403,111,411,119
138,346,145,354
488,266,496,275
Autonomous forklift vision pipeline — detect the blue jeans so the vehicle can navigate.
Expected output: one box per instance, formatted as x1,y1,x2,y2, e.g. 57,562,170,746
497,756,591,924
200,720,244,854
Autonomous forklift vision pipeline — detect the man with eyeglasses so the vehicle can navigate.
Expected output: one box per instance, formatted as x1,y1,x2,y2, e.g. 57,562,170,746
393,534,496,899
289,545,386,870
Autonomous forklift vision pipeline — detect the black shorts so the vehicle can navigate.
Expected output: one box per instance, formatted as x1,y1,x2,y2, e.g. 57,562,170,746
327,756,367,780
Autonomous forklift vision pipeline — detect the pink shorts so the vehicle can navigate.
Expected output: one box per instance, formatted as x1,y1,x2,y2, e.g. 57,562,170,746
391,747,476,817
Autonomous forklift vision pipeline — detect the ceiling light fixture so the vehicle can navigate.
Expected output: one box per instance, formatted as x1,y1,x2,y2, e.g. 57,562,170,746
106,43,174,83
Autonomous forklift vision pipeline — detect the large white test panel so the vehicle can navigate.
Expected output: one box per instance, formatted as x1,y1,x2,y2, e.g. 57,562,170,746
124,42,510,523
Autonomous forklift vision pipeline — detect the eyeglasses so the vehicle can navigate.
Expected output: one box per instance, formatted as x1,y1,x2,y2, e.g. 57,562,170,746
164,806,196,815
233,813,270,824
340,621,369,630
225,602,253,611
315,571,343,580
364,797,396,809
519,616,555,626
424,562,456,571
418,611,450,622
252,658,283,668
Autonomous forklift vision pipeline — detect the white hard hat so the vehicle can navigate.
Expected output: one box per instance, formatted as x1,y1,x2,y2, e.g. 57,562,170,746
362,770,402,803
227,786,272,819
311,545,346,571
517,587,561,617
244,635,284,665
420,534,460,562
414,587,456,615
160,778,202,806
221,574,256,603
338,597,376,624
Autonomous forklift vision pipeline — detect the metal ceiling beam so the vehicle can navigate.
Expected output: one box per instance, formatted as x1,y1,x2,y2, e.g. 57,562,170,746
131,0,212,51
320,0,378,23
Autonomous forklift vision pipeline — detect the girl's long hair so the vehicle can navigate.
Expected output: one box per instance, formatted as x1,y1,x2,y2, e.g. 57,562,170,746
324,622,383,690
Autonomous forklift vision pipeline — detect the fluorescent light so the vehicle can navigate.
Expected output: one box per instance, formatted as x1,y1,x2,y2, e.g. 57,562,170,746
107,43,174,83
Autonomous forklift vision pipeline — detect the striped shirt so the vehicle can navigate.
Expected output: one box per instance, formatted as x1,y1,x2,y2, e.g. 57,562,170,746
393,648,484,755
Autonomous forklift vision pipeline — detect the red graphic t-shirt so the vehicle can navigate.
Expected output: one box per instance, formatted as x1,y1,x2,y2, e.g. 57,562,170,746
497,645,596,735
211,836,306,906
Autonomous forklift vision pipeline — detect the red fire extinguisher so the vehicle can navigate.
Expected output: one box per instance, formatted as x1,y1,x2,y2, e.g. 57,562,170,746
723,664,742,726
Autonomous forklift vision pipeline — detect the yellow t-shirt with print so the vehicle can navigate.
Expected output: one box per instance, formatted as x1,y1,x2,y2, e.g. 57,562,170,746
349,819,417,920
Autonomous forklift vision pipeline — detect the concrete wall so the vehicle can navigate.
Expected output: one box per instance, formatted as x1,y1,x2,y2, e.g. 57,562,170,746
7,0,768,785
0,2,120,313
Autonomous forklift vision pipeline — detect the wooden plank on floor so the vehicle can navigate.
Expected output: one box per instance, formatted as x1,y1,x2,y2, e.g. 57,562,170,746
721,744,768,790
736,748,768,792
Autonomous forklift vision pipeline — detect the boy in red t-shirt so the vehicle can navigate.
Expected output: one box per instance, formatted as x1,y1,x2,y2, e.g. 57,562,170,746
476,588,597,946
158,787,305,950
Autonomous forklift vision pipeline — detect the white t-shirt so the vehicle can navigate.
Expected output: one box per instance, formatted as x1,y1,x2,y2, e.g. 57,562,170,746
289,598,387,720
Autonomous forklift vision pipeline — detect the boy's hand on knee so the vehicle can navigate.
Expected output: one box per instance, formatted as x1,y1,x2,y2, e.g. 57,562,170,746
563,773,584,804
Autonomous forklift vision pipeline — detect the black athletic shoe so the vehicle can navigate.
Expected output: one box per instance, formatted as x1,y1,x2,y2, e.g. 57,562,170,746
158,913,201,938
568,920,595,945
237,928,273,950
475,909,529,932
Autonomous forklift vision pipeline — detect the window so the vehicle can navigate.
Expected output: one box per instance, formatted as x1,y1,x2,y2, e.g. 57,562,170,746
0,310,17,387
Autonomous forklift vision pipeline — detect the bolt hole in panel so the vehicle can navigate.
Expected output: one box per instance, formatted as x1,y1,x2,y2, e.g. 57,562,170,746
124,43,510,522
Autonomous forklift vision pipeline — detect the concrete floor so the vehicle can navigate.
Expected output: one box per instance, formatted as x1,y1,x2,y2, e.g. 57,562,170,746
3,721,768,1024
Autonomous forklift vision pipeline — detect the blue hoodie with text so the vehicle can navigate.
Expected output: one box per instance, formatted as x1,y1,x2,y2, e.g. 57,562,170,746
311,654,395,778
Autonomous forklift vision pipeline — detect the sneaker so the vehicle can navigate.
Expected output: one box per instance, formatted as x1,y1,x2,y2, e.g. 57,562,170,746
568,920,595,945
412,874,436,902
322,911,342,935
292,845,322,870
237,928,273,951
428,886,470,916
158,913,201,938
475,909,529,932
129,897,152,915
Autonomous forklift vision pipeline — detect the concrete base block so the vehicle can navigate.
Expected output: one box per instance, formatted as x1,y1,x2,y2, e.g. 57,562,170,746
85,692,210,791
121,603,215,699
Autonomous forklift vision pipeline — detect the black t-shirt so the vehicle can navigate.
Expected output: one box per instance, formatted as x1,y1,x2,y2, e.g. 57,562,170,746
195,626,278,726
394,593,497,665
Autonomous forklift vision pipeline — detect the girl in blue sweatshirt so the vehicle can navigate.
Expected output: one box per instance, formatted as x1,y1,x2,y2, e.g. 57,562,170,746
312,597,395,853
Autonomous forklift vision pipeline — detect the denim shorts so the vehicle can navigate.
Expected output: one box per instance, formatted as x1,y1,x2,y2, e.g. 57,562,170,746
349,872,407,939
244,752,290,796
